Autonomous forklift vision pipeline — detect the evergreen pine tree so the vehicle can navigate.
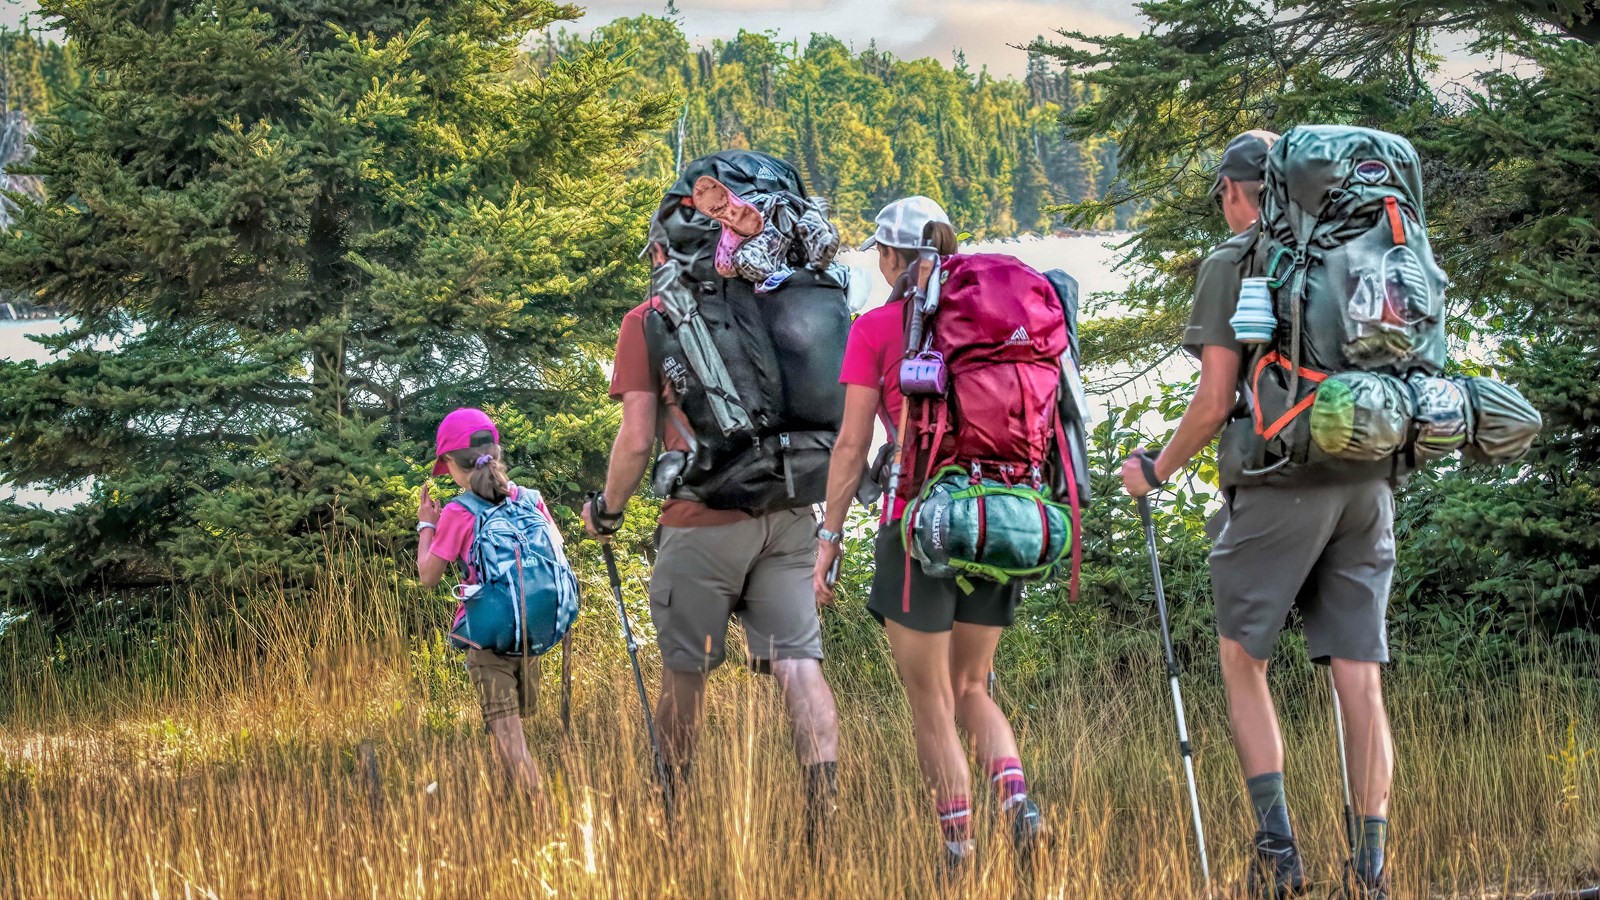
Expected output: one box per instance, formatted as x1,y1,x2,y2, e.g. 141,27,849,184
0,0,673,618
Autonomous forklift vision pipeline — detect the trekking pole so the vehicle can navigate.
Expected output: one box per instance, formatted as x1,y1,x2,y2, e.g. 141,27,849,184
1329,668,1356,852
1137,493,1212,887
560,628,574,733
600,540,675,818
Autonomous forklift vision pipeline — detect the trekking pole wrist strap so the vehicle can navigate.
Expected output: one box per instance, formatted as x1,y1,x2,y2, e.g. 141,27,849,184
589,491,625,535
1136,449,1168,489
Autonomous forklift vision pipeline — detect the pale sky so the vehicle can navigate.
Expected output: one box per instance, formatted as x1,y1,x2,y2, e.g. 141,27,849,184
571,1,1142,76
2,0,1496,83
0,0,1142,78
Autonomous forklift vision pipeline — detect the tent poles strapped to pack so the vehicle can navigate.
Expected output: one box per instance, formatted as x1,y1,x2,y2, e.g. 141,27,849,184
1329,668,1357,854
1137,493,1212,889
601,540,675,820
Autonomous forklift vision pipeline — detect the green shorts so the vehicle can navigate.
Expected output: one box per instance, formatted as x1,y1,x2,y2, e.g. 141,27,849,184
465,649,539,725
1209,480,1396,663
649,508,823,673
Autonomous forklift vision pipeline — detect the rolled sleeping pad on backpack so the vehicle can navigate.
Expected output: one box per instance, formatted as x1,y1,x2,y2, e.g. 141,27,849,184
652,150,808,271
1310,371,1413,462
1461,375,1542,466
1406,374,1470,462
1310,370,1541,467
906,471,1073,583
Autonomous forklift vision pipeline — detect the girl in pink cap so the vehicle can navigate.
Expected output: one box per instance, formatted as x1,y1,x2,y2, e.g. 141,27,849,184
416,407,561,807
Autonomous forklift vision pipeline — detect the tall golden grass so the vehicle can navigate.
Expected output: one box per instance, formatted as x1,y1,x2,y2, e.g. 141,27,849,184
2,551,1597,898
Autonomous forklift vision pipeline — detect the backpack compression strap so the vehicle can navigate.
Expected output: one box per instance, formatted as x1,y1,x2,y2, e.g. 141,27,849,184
1053,414,1082,604
1251,350,1329,441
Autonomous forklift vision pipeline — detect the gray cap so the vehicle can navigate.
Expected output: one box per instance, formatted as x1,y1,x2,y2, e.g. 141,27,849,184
859,196,952,251
1209,130,1281,201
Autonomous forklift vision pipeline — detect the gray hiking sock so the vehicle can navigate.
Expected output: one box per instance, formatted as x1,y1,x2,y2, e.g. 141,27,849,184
1246,772,1294,837
1354,815,1387,880
803,762,839,849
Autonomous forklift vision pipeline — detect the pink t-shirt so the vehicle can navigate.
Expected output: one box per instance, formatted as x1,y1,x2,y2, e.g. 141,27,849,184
429,486,560,585
839,299,910,523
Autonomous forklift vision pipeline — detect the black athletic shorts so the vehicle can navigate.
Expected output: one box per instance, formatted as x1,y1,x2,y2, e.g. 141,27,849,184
867,524,1022,633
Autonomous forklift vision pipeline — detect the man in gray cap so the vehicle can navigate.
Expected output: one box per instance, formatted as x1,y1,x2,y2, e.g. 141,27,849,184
1120,129,1398,900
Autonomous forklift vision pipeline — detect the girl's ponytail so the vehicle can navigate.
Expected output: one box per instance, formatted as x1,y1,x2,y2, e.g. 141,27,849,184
446,441,512,504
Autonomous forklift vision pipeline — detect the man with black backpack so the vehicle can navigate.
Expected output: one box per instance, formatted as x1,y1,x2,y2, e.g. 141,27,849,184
1121,130,1396,899
581,151,847,845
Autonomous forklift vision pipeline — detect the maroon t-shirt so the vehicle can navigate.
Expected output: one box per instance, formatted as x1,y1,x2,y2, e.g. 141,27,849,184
609,300,750,528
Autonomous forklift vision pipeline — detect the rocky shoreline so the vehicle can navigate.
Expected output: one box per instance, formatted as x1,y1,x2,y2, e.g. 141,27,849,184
0,302,63,321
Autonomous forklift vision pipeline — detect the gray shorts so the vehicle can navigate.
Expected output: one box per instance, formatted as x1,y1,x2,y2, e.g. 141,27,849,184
1209,480,1396,663
649,508,823,673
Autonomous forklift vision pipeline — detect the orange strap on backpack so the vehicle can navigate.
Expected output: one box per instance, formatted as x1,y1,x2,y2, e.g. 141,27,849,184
1384,197,1406,246
1251,350,1329,441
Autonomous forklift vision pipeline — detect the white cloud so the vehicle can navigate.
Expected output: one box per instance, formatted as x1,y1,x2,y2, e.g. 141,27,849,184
572,0,1142,76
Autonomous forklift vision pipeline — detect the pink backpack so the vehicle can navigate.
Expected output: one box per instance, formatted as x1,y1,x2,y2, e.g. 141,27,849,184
893,253,1084,600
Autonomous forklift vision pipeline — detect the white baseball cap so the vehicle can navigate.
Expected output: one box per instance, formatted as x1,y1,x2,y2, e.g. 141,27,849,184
859,196,952,251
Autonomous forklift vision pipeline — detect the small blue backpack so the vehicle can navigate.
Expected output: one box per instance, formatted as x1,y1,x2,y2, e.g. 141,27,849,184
447,487,579,657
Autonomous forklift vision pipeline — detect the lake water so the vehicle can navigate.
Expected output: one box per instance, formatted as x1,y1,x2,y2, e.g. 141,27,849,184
2,233,1181,512
1,319,82,509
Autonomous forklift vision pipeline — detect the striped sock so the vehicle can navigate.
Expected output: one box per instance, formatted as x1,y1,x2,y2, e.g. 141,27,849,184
937,797,974,856
988,757,1028,812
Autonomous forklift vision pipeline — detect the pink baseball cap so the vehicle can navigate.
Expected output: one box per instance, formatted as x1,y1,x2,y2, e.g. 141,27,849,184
433,408,499,475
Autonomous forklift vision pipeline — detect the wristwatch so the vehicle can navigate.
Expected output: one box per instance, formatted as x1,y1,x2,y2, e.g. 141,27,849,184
589,491,625,536
816,525,843,545
416,521,437,534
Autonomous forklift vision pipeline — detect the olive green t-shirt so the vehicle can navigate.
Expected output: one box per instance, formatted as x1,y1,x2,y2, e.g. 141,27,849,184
1181,225,1256,362
1184,224,1259,488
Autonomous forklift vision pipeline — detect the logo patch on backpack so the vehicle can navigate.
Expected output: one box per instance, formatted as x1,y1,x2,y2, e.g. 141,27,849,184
662,355,689,393
1355,160,1390,184
1006,326,1030,346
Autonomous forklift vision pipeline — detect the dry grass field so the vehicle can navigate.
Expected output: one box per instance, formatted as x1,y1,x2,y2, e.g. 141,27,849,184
2,553,1597,898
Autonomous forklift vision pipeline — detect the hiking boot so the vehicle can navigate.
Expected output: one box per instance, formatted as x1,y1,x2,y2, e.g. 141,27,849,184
733,222,792,284
795,199,840,270
694,175,765,278
1247,830,1308,898
1339,859,1390,900
937,847,973,892
1007,797,1046,867
713,225,752,278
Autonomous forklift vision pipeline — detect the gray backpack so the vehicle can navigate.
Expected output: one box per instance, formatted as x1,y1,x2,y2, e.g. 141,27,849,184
1243,125,1539,480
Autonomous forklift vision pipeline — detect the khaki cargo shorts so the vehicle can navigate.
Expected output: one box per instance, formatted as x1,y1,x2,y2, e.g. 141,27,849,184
465,648,540,726
649,508,823,673
1209,479,1396,664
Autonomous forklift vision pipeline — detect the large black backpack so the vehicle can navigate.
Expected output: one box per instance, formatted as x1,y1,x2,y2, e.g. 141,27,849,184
643,151,851,514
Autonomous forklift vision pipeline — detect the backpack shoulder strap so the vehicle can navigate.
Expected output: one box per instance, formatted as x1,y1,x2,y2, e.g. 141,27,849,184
513,485,540,507
452,491,493,519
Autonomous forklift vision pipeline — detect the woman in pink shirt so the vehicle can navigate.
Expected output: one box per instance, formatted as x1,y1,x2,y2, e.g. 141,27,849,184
811,198,1043,875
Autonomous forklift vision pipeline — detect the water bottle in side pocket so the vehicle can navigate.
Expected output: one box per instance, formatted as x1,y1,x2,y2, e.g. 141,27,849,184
1230,277,1276,344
